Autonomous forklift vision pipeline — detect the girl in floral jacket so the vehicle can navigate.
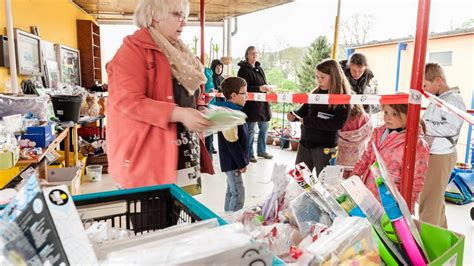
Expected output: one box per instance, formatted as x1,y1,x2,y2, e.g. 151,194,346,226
337,104,373,172
352,103,430,211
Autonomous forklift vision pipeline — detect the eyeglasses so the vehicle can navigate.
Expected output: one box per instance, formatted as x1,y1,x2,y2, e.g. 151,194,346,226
170,11,187,22
238,92,248,97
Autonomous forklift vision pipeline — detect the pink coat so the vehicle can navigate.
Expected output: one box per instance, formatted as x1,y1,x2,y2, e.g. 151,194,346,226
106,28,204,188
352,125,430,210
336,114,372,167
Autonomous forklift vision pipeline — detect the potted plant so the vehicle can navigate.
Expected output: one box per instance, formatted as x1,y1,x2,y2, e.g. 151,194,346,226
290,137,300,151
267,130,276,145
276,126,294,149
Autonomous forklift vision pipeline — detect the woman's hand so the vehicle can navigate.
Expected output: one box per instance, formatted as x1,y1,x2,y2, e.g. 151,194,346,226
259,85,269,93
240,167,247,173
171,107,212,132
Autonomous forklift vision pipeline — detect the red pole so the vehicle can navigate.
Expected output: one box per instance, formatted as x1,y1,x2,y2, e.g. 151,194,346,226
401,0,431,211
200,0,205,65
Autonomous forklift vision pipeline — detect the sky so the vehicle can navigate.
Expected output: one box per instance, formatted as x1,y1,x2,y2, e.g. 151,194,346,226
101,0,473,69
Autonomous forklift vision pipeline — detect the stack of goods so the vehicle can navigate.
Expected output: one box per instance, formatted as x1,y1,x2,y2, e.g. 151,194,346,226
223,147,465,265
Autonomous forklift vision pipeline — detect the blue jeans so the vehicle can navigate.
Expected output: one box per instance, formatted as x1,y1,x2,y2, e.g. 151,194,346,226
247,121,269,157
224,170,245,211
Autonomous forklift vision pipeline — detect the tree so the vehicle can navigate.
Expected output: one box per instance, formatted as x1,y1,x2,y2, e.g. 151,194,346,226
341,13,374,46
460,18,474,29
297,36,331,92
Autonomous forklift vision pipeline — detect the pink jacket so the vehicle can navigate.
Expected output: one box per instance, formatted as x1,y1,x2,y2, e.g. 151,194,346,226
336,114,372,167
352,125,430,210
106,28,197,188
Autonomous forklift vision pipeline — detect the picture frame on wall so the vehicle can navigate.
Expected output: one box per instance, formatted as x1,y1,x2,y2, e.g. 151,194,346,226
41,40,56,62
45,60,60,88
14,28,43,76
55,44,81,86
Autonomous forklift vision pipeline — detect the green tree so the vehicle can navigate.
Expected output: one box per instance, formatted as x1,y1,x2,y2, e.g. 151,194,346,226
460,18,474,29
297,36,331,92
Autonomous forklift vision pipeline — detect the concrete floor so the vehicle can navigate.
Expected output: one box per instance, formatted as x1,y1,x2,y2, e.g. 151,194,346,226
81,144,474,265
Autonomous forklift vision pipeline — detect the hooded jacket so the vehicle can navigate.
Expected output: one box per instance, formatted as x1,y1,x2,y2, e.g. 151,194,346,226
237,60,271,122
106,28,212,188
422,87,466,155
213,101,249,172
336,113,373,167
352,125,430,210
210,59,224,92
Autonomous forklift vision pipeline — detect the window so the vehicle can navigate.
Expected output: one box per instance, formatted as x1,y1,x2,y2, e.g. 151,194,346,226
428,51,452,66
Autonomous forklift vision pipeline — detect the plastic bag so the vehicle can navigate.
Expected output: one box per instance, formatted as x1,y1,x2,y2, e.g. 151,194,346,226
203,105,247,136
289,192,333,236
261,164,290,223
301,217,380,266
0,95,49,121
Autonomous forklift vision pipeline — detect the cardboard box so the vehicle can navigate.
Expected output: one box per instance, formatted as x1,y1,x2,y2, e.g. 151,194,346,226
43,185,98,264
416,220,465,266
43,166,82,195
23,121,55,148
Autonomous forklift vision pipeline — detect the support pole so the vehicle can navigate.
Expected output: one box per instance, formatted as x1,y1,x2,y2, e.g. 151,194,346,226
200,0,205,65
5,0,19,94
395,42,407,93
331,0,342,59
401,0,431,210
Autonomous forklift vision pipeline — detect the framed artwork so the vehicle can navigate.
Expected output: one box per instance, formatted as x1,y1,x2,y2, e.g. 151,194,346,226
41,40,56,62
55,44,81,86
45,60,60,88
14,28,43,76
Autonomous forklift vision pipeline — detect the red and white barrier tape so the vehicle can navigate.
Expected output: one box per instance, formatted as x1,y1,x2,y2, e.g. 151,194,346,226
207,91,474,125
208,92,408,105
422,91,474,124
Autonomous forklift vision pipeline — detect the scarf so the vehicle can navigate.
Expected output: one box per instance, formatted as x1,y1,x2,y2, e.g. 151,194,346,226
148,27,207,95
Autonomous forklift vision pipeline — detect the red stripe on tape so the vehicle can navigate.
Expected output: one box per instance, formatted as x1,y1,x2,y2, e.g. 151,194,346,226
247,93,254,101
379,94,409,104
266,93,278,103
292,94,309,104
328,94,351,104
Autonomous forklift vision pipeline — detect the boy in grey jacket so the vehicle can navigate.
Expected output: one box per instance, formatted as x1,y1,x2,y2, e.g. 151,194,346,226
419,63,466,228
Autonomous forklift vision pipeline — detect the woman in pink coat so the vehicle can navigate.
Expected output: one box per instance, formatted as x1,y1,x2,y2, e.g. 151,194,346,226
106,0,213,190
352,104,430,211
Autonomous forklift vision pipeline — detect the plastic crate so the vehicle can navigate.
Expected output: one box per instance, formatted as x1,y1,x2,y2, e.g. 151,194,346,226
72,184,225,234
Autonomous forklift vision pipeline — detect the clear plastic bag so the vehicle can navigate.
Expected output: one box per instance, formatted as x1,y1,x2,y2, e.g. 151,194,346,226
261,164,290,223
289,192,333,236
301,217,380,266
0,95,49,121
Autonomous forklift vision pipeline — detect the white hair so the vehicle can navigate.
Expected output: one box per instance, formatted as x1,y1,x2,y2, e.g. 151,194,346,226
134,0,190,28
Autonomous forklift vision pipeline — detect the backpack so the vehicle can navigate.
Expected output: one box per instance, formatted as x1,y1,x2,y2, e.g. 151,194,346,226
445,168,474,205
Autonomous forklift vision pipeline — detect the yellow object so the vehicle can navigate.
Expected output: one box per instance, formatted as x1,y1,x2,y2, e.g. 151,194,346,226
52,151,88,178
0,167,20,189
223,127,239,142
0,0,95,92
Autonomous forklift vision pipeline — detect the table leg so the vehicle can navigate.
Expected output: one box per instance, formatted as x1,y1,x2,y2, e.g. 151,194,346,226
38,159,47,180
73,124,79,163
65,127,70,167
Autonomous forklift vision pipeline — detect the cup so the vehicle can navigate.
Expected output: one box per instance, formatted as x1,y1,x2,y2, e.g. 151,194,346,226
86,165,103,182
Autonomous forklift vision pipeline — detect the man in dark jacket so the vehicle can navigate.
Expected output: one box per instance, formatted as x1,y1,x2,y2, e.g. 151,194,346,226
238,46,273,163
340,53,379,114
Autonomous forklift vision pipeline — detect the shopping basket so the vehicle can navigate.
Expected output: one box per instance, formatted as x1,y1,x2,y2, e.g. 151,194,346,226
72,184,226,234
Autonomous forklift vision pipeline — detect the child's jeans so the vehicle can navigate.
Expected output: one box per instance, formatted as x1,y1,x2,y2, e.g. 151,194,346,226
224,170,245,212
